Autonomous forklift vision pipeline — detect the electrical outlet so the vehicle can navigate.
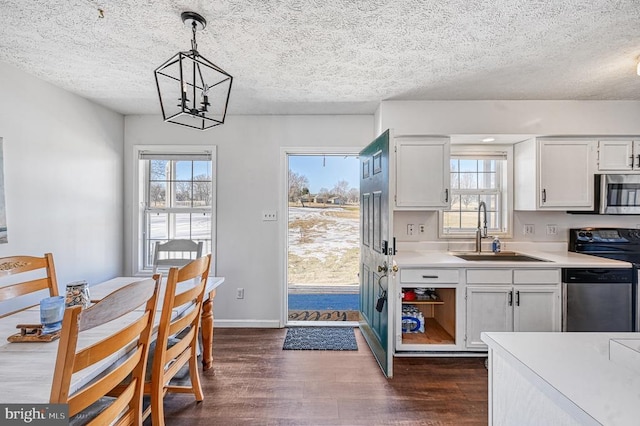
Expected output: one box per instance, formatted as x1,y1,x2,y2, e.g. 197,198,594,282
523,224,535,235
419,224,425,234
262,210,277,221
546,224,558,235
407,224,415,235
236,288,244,299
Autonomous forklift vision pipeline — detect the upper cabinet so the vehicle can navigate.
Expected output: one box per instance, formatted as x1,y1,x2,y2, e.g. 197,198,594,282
597,140,640,172
514,138,595,210
394,137,450,210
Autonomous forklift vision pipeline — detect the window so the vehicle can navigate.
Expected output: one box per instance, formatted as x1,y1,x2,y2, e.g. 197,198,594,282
440,147,511,237
138,150,214,270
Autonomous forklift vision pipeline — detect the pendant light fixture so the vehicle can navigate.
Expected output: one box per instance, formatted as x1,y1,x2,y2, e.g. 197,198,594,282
154,11,232,130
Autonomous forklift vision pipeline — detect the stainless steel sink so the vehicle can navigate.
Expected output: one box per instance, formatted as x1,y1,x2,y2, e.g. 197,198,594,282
453,251,549,262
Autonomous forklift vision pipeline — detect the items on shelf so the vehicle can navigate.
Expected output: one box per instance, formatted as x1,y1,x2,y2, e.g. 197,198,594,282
413,287,438,301
402,305,425,333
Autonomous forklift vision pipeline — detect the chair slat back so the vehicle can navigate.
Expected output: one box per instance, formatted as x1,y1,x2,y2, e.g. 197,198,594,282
50,277,159,426
150,254,211,423
153,240,204,273
0,254,59,317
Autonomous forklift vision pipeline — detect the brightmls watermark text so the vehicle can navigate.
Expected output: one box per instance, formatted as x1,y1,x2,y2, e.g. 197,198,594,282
1,404,68,425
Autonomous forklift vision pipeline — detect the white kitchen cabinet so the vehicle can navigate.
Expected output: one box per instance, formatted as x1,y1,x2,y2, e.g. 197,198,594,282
465,268,561,349
394,137,450,209
466,286,512,347
514,138,595,210
598,140,640,171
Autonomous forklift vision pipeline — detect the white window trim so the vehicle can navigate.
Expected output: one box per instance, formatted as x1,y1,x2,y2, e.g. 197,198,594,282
131,145,217,276
438,144,513,239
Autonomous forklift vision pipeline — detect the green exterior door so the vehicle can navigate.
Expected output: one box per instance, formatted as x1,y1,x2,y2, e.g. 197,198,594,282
359,130,393,377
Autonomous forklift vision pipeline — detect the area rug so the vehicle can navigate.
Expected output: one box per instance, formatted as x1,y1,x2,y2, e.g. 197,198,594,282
282,327,358,351
288,310,360,321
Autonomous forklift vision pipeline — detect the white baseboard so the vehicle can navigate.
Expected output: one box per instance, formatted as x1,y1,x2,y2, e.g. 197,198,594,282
214,319,282,328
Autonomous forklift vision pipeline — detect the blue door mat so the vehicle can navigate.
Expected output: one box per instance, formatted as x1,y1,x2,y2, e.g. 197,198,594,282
282,327,358,350
288,293,359,311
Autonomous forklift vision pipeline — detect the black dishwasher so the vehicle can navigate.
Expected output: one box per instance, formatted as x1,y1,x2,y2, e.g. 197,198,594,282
562,268,634,331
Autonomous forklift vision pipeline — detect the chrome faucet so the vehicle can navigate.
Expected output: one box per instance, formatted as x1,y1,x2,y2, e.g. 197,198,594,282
476,201,488,253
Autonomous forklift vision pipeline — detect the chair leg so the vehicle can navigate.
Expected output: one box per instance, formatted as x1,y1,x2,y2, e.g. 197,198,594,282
189,348,204,401
151,381,166,426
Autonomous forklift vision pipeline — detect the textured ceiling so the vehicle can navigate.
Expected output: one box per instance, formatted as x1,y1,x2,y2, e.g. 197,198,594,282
0,0,639,115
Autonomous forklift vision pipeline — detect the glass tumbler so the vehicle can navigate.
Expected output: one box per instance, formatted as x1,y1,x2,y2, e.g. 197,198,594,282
40,296,65,334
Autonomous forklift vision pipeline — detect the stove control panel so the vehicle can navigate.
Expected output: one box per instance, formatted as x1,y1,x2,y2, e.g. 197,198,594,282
572,228,640,243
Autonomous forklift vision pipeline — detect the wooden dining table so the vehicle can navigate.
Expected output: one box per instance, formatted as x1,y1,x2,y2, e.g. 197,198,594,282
0,275,224,404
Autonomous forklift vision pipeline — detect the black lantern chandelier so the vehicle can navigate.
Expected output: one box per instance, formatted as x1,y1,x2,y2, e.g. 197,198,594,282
154,11,233,130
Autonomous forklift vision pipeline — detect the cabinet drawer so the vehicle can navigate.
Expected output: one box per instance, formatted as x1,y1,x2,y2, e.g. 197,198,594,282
400,269,459,284
466,269,512,284
513,269,560,284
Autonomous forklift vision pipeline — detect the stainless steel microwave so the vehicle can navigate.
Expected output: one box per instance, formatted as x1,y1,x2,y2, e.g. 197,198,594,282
598,174,640,214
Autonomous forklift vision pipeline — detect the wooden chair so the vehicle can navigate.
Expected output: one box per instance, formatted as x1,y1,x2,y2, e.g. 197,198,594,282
148,254,211,425
153,240,204,273
0,253,59,318
50,277,160,426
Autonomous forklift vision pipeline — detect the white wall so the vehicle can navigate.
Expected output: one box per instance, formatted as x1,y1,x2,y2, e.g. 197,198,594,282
124,114,374,327
383,100,640,246
0,62,125,314
378,100,640,136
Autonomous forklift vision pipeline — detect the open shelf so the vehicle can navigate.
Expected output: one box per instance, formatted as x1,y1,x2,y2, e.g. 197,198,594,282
402,299,444,305
402,318,455,345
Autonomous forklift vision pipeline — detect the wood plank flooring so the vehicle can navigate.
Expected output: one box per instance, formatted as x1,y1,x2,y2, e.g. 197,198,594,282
157,327,488,425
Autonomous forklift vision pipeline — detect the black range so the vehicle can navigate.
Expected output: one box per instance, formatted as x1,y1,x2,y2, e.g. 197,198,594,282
566,228,638,332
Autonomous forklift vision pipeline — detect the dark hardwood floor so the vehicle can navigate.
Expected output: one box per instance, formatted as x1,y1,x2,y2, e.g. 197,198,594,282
159,328,488,425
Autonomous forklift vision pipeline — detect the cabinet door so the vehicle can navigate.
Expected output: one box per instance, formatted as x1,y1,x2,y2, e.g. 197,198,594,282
539,140,593,209
465,286,512,349
513,286,560,332
395,138,450,209
598,140,634,171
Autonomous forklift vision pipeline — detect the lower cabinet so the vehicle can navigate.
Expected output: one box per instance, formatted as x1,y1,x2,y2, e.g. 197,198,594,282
395,267,561,353
465,269,561,350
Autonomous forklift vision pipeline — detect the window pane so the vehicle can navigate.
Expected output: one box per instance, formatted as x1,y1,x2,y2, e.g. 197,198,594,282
148,213,169,240
460,194,478,211
478,172,496,189
450,172,460,189
450,194,461,211
174,181,193,207
460,211,477,229
459,159,477,172
193,161,212,179
149,182,167,208
443,211,460,228
193,179,212,207
150,160,168,180
459,172,478,189
478,160,496,172
175,161,194,180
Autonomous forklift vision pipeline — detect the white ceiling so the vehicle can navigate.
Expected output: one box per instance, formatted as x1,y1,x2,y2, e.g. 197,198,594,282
1,0,639,116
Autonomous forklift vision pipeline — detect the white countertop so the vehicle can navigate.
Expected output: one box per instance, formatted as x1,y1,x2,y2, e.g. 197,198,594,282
393,249,632,268
482,332,640,426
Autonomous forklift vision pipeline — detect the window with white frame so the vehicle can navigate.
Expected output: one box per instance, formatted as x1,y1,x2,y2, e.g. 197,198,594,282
441,148,511,237
138,150,214,270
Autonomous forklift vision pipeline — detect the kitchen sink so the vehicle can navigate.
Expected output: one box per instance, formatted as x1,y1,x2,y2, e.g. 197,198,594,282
453,251,549,262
